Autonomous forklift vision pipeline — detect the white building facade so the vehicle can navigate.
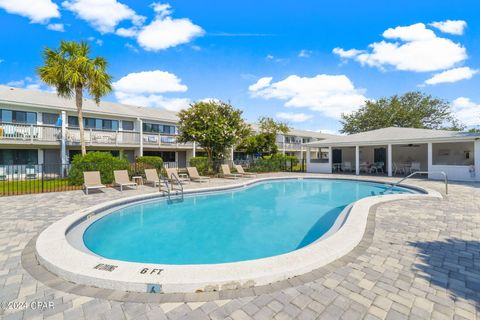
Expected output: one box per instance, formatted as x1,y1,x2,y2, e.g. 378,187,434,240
305,127,480,182
0,86,326,168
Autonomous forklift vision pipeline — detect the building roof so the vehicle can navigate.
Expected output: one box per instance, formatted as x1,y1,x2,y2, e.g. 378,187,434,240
0,85,179,123
0,85,336,139
305,127,480,147
249,123,337,139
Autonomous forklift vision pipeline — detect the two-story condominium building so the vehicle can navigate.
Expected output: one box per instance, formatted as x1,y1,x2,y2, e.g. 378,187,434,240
0,86,331,168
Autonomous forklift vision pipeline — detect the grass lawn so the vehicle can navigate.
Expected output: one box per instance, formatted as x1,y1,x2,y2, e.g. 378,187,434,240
0,179,81,196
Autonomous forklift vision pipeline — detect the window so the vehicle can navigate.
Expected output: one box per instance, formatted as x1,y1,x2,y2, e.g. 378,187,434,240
0,149,38,165
42,113,59,125
143,122,177,134
68,116,119,130
0,109,36,124
122,120,134,131
68,116,79,127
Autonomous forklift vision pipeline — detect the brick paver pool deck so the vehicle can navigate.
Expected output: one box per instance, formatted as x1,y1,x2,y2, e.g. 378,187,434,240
0,173,479,320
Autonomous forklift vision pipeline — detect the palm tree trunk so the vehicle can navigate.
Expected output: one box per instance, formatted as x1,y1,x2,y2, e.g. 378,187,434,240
75,86,86,155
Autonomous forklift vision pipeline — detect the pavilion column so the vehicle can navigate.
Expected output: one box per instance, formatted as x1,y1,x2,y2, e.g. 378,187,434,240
355,145,360,175
328,147,332,174
427,142,433,179
138,118,143,157
387,144,392,177
60,111,67,166
192,141,196,157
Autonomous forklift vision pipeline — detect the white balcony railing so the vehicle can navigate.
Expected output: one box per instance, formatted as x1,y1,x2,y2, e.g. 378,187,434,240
66,128,141,146
143,133,194,147
277,142,304,151
0,123,60,143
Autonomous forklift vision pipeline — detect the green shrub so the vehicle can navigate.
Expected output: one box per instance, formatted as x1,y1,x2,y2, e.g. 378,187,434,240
135,156,164,176
248,153,299,172
189,156,211,175
68,152,131,185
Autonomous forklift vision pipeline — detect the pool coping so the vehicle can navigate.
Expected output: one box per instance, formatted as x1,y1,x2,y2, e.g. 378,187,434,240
34,175,443,294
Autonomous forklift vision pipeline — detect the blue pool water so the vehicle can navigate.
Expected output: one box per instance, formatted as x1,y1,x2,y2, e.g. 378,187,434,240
83,179,413,264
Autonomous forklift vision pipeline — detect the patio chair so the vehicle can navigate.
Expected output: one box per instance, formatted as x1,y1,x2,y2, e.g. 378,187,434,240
220,164,242,179
83,171,106,195
393,162,403,176
113,170,137,191
165,167,189,184
343,161,353,172
234,164,257,178
371,162,384,174
144,168,160,187
25,166,37,179
410,161,421,174
186,167,210,183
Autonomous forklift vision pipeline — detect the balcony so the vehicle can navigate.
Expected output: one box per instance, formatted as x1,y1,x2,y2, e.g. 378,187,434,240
277,142,304,151
0,123,60,144
143,133,194,148
66,128,140,146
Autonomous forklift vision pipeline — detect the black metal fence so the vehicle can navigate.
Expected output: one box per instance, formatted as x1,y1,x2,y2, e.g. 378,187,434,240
0,159,306,197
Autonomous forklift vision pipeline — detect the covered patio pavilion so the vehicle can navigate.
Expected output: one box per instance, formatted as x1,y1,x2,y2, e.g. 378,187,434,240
305,127,480,181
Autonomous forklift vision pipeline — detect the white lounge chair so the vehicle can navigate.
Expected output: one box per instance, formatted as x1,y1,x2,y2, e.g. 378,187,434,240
234,164,256,178
25,166,37,179
186,167,210,182
144,168,160,187
83,171,106,195
220,164,242,179
113,170,137,191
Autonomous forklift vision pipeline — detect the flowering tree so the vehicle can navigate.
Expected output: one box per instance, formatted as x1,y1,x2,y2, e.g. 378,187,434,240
177,100,250,161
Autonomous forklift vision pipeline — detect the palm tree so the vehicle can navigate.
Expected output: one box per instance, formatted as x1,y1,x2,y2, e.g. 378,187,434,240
38,41,112,155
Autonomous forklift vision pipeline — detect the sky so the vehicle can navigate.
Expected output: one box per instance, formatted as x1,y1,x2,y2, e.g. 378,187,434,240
0,0,479,133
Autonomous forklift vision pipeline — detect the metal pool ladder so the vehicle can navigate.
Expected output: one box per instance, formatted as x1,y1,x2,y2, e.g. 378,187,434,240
385,171,448,195
159,173,184,201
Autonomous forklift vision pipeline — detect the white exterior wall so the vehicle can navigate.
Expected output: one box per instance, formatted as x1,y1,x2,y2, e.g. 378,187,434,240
429,141,478,182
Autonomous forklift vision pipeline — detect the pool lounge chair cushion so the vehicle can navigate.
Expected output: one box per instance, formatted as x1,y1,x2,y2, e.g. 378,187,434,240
144,169,160,187
83,171,106,195
234,164,256,178
220,164,242,179
186,167,210,182
113,170,137,191
165,168,189,184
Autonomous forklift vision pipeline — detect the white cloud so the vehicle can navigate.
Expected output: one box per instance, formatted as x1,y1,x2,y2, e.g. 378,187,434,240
276,112,313,123
0,0,59,23
249,74,367,119
136,3,204,51
265,54,274,60
248,77,272,91
425,67,478,85
113,70,190,111
452,97,480,126
137,17,204,51
6,77,55,92
430,20,467,35
336,23,467,72
62,0,145,33
116,27,138,37
332,48,364,59
116,93,190,111
124,43,139,53
47,23,65,32
113,70,187,94
298,50,312,58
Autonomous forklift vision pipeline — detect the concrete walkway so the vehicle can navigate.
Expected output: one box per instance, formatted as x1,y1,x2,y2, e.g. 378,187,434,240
0,173,479,319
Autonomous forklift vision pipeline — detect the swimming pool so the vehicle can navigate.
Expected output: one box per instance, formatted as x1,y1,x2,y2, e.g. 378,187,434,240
83,179,413,265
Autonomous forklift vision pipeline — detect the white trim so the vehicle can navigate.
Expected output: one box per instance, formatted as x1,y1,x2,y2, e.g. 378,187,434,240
35,176,441,293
